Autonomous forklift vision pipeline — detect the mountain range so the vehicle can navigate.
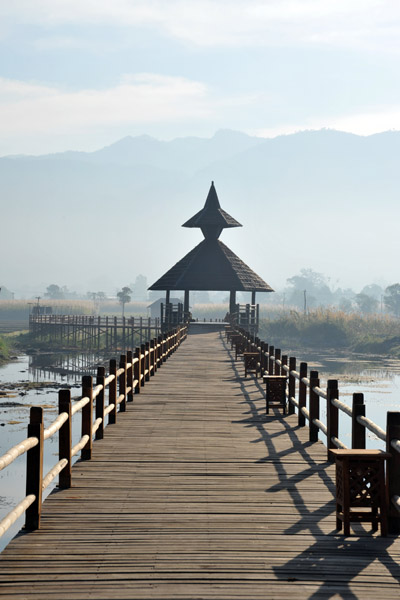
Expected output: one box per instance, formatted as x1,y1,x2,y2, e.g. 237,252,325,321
1,129,399,295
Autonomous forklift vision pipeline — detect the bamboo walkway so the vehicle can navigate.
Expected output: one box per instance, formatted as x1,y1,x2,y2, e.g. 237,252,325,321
1,328,400,599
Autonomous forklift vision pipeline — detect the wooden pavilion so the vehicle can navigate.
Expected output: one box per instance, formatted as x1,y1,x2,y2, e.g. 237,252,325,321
149,182,273,325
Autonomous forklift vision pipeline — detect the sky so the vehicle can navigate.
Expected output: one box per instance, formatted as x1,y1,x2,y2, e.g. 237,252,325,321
1,0,400,155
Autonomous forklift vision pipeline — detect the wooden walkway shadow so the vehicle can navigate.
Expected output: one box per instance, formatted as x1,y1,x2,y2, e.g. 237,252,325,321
1,329,400,599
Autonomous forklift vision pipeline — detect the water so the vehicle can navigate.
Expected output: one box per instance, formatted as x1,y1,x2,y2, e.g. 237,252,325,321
0,354,90,551
1,349,400,552
296,350,400,449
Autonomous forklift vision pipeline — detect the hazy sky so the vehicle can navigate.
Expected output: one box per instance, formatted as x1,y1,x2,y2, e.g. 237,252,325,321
2,0,400,155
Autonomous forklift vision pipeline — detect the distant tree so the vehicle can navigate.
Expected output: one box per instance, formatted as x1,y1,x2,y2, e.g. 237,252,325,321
131,275,148,302
338,298,354,313
384,284,400,317
117,286,132,317
45,284,64,299
355,293,378,314
286,268,333,307
360,283,383,300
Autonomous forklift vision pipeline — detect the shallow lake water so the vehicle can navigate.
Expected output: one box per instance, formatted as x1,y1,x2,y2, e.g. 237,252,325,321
1,348,400,552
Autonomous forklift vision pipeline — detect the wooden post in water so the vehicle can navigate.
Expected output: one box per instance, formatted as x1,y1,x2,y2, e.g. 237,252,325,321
81,375,93,460
25,407,44,530
58,389,72,488
309,371,319,443
109,359,117,424
352,393,365,449
326,379,339,461
298,362,307,427
288,357,296,415
386,412,400,533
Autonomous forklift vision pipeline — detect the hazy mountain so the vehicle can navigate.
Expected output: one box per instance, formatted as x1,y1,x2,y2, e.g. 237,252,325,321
1,129,399,295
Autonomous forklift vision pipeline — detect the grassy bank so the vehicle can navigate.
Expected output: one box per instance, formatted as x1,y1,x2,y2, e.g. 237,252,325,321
0,335,11,365
258,309,400,356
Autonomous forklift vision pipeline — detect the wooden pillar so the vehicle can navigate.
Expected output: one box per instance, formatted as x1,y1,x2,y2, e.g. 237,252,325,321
387,412,400,533
81,375,93,460
288,357,296,415
96,367,105,439
251,291,256,305
309,371,319,443
229,291,236,316
298,362,307,427
58,390,72,488
25,407,44,530
326,379,339,461
352,393,365,449
184,290,190,317
109,359,117,424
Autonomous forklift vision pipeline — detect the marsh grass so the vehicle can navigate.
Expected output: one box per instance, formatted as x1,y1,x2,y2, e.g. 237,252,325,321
0,336,10,364
259,308,400,355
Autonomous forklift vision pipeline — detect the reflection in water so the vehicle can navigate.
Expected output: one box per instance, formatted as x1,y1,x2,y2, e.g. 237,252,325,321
29,351,112,382
0,351,109,552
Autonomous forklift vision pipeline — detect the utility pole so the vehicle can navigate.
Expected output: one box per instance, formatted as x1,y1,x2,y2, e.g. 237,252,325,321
303,290,307,315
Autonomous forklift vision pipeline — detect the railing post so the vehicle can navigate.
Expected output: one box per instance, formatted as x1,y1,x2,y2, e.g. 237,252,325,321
288,357,296,415
134,347,141,394
326,379,339,461
386,412,400,533
268,345,274,374
81,375,93,460
157,335,162,368
25,407,44,530
145,342,150,381
298,362,307,427
309,371,319,443
59,390,72,488
275,348,281,375
109,359,117,424
352,393,365,449
150,340,155,375
260,342,267,376
96,367,105,439
127,350,134,402
119,354,127,412
140,344,146,385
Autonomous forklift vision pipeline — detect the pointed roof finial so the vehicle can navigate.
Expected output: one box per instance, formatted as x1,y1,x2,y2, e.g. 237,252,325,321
182,181,242,239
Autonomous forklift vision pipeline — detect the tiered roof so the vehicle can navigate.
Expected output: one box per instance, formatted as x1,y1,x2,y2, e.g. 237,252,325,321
149,182,273,293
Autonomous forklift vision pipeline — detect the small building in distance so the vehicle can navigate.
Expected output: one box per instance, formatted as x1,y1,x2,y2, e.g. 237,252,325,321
148,297,182,319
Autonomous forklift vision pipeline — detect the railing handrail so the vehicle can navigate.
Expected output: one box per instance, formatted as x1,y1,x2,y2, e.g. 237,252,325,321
228,324,400,529
0,324,188,540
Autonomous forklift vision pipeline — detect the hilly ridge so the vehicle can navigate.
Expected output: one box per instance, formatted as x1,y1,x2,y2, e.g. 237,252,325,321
1,128,399,294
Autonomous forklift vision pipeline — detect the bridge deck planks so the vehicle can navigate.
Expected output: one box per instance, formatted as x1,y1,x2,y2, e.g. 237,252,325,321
1,329,400,599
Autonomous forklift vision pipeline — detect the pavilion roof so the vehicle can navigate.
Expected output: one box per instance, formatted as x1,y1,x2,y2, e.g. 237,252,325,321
148,238,273,292
182,181,242,230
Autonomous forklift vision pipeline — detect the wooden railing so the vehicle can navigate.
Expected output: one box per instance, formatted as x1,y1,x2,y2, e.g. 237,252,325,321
29,314,162,350
0,325,187,538
228,326,400,533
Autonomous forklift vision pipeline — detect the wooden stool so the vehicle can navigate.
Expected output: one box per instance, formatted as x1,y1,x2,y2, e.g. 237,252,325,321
331,449,390,536
231,335,246,360
263,375,287,414
243,352,260,378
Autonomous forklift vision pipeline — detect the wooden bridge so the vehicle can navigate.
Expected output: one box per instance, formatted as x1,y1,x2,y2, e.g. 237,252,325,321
1,325,400,598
